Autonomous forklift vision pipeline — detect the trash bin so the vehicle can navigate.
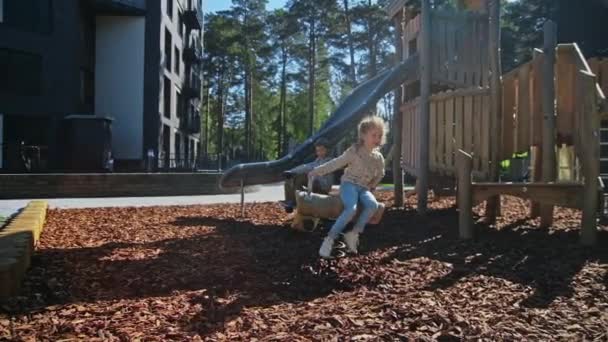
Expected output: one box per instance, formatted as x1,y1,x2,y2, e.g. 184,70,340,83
62,115,113,172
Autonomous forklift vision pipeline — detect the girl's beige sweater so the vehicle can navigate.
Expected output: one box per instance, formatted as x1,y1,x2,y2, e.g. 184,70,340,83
313,145,384,190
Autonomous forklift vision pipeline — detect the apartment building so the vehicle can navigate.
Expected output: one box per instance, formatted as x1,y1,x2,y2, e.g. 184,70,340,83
0,0,203,172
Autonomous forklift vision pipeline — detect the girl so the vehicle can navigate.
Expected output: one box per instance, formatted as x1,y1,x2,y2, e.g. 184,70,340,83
309,116,386,258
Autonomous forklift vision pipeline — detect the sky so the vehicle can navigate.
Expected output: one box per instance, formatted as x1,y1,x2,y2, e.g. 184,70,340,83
204,0,288,14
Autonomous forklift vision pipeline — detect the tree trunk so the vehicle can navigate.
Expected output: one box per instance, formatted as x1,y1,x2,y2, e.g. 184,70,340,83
203,87,210,156
343,0,357,86
244,66,251,161
279,47,287,157
217,66,225,161
367,0,377,78
308,18,316,136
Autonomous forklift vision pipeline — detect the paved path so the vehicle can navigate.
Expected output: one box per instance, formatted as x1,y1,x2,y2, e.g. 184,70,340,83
0,184,402,218
0,184,286,217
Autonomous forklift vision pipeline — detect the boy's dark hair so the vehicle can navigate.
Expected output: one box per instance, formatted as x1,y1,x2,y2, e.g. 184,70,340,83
314,137,330,148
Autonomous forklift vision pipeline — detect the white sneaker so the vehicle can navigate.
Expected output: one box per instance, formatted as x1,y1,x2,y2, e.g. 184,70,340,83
319,236,334,259
343,231,359,254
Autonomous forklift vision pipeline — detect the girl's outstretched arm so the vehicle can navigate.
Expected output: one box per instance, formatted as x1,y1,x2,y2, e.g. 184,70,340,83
310,147,354,177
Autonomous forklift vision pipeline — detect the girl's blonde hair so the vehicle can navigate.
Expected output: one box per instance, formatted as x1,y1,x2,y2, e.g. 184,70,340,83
356,115,388,148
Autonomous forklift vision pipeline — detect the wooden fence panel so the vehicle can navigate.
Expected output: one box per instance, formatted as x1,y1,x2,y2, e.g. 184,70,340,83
516,64,531,151
455,96,464,154
481,94,491,175
557,48,576,145
445,97,455,169
430,101,437,169
437,100,446,169
531,54,544,149
502,75,516,159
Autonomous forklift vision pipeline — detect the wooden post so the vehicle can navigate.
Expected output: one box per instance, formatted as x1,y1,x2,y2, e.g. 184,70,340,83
540,20,558,228
485,0,502,223
417,0,432,214
393,13,405,208
580,70,599,245
457,150,474,239
240,178,245,217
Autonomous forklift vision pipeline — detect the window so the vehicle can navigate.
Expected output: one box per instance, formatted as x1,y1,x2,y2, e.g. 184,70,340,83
176,91,182,119
0,49,42,95
164,76,171,118
174,47,180,75
1,0,53,34
166,0,173,19
164,28,172,71
178,11,184,37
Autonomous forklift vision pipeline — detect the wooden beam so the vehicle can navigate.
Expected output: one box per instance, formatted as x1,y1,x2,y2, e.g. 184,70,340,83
393,14,405,208
417,0,432,214
580,70,599,246
485,0,502,222
457,150,474,239
472,183,584,209
540,20,558,228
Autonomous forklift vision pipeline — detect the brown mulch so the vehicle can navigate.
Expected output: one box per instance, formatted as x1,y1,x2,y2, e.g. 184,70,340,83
1,193,608,341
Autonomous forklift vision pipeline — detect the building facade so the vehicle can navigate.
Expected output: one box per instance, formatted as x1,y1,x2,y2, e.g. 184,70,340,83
0,0,203,172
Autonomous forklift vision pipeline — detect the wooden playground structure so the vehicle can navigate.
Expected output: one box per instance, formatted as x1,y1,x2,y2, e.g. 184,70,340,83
387,0,608,244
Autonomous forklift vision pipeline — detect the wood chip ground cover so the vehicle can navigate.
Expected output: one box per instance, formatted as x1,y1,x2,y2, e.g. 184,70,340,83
1,194,607,341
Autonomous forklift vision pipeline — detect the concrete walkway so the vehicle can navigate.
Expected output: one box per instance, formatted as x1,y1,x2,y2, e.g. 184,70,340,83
0,183,286,217
0,183,401,218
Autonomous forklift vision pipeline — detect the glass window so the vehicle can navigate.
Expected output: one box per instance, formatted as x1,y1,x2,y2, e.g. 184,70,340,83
0,48,42,95
164,76,171,118
164,28,172,71
1,0,53,34
166,0,173,19
174,47,180,75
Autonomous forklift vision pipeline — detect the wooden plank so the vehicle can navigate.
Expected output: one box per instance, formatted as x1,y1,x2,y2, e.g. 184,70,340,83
556,46,575,146
580,70,599,245
430,101,437,169
540,21,557,228
447,20,457,82
517,64,531,151
481,94,491,175
437,99,445,169
480,19,490,87
531,54,544,148
445,97,455,169
455,96,464,153
464,95,474,154
430,87,489,101
473,95,483,172
501,76,516,159
472,183,584,209
418,0,432,213
457,150,474,239
469,20,479,87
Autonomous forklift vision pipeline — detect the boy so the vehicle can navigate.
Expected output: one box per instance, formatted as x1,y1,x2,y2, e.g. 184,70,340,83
282,138,334,213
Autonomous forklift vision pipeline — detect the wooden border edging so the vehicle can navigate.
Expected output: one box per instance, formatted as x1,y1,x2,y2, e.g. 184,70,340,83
0,201,48,298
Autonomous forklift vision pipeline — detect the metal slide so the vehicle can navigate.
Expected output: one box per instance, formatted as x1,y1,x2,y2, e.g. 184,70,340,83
219,55,419,189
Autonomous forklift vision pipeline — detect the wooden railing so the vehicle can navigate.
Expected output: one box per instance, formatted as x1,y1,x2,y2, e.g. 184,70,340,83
589,57,608,96
430,10,489,88
401,43,605,183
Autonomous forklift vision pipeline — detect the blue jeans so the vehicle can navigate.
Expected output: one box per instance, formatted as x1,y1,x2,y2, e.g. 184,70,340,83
328,181,379,239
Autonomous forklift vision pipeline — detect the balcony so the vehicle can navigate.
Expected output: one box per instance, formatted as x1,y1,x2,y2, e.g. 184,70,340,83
183,72,202,99
183,45,203,65
91,0,146,15
183,5,203,31
179,113,200,134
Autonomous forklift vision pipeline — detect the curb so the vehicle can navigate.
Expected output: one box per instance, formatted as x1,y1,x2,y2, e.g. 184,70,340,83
0,200,48,298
